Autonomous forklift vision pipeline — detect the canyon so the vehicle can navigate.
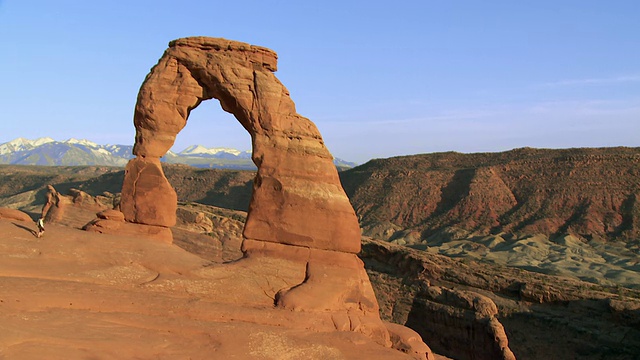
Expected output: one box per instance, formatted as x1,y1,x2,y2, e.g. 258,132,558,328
0,35,638,359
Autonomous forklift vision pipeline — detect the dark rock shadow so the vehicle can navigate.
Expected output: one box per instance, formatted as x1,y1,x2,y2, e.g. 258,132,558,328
432,168,475,217
198,179,253,211
12,222,37,237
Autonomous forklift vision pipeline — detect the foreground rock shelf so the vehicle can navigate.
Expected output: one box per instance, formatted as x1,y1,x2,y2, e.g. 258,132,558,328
0,219,430,359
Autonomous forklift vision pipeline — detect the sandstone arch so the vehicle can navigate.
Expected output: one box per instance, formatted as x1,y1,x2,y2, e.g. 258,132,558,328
78,37,439,355
117,37,398,346
120,37,361,254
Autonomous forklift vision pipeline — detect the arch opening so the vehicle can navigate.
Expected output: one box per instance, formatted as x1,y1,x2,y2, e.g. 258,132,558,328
162,98,255,214
169,97,254,170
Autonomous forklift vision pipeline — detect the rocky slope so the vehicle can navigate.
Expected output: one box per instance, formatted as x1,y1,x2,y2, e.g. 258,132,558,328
339,147,640,290
0,214,426,360
4,186,636,360
340,147,640,242
361,238,640,360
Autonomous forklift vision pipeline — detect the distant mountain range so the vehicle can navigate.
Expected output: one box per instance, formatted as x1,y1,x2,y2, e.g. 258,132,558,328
0,138,357,170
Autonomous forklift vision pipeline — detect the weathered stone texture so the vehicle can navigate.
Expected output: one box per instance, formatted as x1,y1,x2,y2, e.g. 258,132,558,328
116,37,396,349
120,157,177,227
0,207,33,222
122,36,360,253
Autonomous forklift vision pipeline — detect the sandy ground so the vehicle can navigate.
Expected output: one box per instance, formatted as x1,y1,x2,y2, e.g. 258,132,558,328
417,233,640,289
0,219,416,359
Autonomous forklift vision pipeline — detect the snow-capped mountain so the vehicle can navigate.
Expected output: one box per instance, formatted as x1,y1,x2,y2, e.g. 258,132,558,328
103,144,135,159
0,138,356,169
0,137,55,155
178,145,251,159
64,138,100,147
162,144,254,169
0,138,131,166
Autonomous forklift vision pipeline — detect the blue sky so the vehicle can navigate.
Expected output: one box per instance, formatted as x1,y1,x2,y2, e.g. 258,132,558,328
1,1,638,163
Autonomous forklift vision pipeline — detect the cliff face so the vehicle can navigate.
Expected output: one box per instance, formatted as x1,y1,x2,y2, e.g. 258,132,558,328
341,147,640,242
361,237,640,360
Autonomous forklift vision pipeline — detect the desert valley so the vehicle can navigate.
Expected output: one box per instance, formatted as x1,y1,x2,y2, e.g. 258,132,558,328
1,36,639,360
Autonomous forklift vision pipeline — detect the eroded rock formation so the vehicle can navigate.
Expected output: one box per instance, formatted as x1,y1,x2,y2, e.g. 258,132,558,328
122,37,360,254
0,207,33,222
41,184,58,219
84,208,173,243
42,185,112,229
362,238,517,360
117,37,415,353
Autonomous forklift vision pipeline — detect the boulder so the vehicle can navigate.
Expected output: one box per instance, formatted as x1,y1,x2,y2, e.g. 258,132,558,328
385,321,434,360
96,209,126,222
120,157,177,227
0,207,33,222
84,218,173,244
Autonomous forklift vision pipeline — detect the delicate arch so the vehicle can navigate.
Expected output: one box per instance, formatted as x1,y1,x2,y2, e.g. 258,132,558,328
120,37,361,253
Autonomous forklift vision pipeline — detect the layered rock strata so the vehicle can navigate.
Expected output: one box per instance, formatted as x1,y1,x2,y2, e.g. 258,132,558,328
42,185,112,229
121,37,360,253
341,147,640,242
362,238,517,360
116,37,416,353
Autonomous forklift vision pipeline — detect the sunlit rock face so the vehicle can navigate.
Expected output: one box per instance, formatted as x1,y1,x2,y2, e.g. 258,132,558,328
122,37,361,253
118,37,411,350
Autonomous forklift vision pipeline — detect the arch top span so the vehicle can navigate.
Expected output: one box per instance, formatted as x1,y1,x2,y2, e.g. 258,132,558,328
122,37,362,254
169,37,278,72
133,36,284,158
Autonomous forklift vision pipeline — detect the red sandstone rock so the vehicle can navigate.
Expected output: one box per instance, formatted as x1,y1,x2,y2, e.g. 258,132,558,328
120,157,177,227
361,238,518,360
275,249,380,314
413,286,515,360
242,239,391,346
84,218,173,244
41,184,58,219
122,36,360,253
87,208,172,243
385,321,434,360
0,207,33,222
0,219,420,360
96,209,126,222
42,186,110,229
111,36,425,352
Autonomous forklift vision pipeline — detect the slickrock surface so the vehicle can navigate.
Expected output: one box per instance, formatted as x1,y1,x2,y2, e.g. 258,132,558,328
0,219,422,360
4,184,640,359
0,207,32,222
